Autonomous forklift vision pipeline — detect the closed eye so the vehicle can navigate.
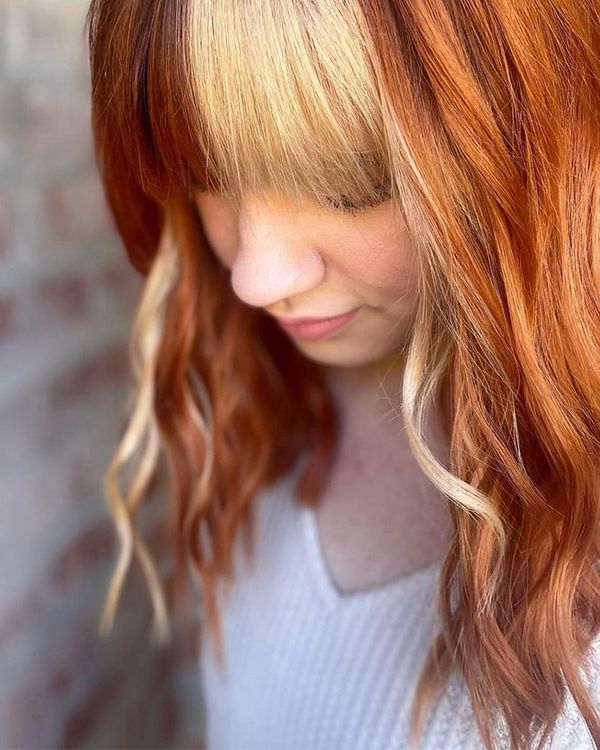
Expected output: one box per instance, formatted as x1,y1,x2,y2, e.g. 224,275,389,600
191,181,392,215
321,181,392,215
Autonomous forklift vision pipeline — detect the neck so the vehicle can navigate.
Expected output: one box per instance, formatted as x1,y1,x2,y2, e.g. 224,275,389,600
321,353,451,469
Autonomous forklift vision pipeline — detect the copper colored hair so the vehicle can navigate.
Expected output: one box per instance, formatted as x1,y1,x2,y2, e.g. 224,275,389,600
85,0,600,748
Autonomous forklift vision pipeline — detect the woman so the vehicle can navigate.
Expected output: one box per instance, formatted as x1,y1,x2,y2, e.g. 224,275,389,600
85,0,600,748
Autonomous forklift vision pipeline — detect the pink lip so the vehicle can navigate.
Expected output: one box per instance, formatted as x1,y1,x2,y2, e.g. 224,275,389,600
275,307,361,340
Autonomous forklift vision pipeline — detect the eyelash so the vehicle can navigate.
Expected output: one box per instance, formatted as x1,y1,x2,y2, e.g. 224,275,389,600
321,182,391,215
192,182,391,214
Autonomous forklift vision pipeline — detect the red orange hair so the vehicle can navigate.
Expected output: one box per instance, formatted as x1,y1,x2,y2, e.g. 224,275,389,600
85,0,600,747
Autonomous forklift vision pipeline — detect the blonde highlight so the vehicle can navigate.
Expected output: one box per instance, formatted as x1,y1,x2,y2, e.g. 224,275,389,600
86,0,600,747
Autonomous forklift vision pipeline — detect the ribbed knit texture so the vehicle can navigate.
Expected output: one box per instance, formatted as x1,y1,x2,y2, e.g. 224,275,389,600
199,460,599,749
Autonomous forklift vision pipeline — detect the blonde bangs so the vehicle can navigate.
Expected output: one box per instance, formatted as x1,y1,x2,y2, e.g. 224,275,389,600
188,0,395,208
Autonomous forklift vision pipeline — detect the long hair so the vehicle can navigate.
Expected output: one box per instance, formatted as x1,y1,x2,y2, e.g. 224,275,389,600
85,0,600,748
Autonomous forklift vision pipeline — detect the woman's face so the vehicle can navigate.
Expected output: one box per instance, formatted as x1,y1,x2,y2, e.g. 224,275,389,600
193,189,419,368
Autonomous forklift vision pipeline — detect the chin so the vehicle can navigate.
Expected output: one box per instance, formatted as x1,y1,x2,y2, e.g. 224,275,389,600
293,337,395,369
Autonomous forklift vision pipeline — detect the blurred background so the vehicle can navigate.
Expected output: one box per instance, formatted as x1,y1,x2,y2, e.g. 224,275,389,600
0,1,205,747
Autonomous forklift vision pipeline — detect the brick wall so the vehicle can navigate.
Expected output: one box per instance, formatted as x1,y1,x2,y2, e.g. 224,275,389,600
0,2,205,747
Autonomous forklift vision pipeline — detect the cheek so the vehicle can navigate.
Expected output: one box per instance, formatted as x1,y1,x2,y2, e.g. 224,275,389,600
209,236,236,269
341,231,417,299
194,194,238,268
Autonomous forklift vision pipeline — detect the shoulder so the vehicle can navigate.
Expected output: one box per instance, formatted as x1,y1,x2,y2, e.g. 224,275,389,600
546,635,600,749
488,636,600,749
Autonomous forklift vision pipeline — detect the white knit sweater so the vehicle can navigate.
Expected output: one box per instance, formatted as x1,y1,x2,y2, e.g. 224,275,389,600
198,461,599,749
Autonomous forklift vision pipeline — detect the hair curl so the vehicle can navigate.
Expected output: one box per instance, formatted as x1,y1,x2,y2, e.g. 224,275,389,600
85,0,600,747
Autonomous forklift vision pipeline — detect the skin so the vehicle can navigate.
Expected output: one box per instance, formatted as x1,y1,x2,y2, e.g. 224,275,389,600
193,188,453,593
193,188,418,367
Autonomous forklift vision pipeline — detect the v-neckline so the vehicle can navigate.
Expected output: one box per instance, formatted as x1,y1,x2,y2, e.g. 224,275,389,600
300,500,442,612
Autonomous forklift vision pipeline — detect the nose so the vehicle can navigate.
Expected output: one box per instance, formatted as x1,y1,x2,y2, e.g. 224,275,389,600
229,199,325,310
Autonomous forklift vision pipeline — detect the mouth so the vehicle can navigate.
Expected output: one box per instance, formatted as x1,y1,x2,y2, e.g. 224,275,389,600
274,307,361,341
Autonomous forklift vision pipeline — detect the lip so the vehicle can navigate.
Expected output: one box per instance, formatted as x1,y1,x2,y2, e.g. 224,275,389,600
275,307,361,341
